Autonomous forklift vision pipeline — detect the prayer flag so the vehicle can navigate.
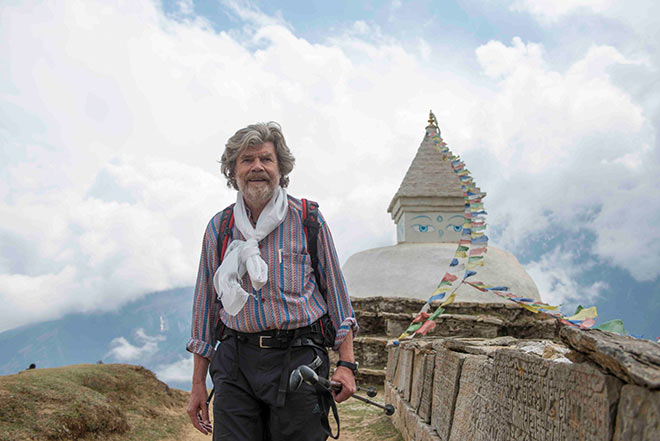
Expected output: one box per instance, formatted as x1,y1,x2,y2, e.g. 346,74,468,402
416,320,436,336
567,306,598,321
412,312,430,323
595,319,625,335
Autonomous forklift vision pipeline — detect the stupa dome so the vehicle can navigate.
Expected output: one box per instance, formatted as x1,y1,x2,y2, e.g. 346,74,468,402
343,112,541,303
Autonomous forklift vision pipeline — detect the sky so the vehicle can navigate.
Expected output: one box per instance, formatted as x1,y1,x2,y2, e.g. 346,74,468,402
1,0,659,342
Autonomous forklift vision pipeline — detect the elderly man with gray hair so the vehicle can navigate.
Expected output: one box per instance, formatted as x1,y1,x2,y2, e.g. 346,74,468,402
186,122,358,440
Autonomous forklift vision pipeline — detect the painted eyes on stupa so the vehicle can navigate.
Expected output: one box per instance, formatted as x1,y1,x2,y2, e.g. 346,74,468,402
411,224,435,233
448,224,462,233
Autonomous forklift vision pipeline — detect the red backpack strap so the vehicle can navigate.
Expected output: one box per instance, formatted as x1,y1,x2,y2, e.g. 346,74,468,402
213,204,234,305
301,198,326,300
217,203,235,263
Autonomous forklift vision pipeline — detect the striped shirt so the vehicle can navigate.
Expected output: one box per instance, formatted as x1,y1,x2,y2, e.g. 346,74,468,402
187,195,358,360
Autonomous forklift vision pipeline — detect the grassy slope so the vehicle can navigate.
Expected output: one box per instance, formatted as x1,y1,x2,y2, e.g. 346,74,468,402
0,364,188,441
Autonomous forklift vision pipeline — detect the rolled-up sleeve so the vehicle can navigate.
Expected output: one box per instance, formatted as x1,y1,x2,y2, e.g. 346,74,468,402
315,211,359,350
186,215,222,360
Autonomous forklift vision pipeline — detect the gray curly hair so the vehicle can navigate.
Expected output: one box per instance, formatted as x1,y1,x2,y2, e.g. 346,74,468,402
220,121,296,190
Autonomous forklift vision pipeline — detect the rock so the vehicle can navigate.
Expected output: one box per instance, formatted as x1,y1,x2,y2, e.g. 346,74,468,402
430,314,502,338
431,345,471,441
442,336,518,356
394,344,415,401
353,310,384,335
449,350,622,441
353,336,389,369
448,355,491,441
385,379,441,441
418,351,436,423
613,385,660,440
386,343,400,382
356,367,385,386
561,327,660,389
410,346,430,413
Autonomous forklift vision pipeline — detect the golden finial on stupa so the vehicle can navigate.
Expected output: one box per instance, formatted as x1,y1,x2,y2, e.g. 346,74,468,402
428,110,437,127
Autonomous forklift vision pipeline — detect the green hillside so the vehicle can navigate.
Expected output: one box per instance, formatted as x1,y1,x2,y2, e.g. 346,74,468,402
0,364,188,440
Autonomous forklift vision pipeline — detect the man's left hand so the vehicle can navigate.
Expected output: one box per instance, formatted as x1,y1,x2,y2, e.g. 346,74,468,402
331,366,356,403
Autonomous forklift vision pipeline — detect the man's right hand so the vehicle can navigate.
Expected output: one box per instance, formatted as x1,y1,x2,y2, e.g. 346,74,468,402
187,382,212,435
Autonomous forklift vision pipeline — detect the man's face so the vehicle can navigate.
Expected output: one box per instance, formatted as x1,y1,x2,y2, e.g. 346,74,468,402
235,141,281,207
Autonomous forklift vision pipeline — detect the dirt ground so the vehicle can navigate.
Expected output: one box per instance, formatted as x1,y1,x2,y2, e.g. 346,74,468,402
172,389,402,441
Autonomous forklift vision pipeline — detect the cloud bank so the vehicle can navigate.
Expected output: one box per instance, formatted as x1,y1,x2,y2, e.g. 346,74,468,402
1,0,658,333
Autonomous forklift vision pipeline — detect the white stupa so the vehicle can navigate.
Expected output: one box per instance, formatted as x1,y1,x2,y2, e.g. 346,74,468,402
342,113,541,303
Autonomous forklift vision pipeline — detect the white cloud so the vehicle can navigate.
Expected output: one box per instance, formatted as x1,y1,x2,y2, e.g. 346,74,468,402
222,0,290,29
352,20,370,35
468,37,659,281
0,155,227,331
1,0,658,333
177,0,195,16
156,355,194,383
510,0,616,21
525,247,607,308
106,328,166,362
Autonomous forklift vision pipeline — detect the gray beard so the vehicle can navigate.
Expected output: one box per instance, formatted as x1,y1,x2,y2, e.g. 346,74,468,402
243,182,276,207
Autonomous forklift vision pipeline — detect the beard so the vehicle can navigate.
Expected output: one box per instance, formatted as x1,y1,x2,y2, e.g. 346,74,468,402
240,173,278,206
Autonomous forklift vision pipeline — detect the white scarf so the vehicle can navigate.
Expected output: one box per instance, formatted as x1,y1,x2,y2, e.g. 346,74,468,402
213,187,288,315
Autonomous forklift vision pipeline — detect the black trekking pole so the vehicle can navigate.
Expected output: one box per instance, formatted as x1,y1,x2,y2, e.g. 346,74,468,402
289,364,395,416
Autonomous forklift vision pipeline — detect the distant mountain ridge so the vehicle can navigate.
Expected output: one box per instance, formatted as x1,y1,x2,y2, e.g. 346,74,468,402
0,287,194,389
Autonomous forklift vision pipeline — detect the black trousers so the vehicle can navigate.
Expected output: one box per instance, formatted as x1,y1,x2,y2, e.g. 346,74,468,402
209,335,330,441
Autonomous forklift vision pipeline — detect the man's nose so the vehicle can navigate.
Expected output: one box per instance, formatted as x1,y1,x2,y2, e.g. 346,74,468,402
251,159,265,171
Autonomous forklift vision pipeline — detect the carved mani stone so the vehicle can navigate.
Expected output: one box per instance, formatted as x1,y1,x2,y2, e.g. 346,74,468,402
419,351,436,423
448,355,492,441
561,327,660,389
488,350,620,441
431,345,471,441
387,343,400,382
614,384,660,440
394,344,415,401
410,344,433,414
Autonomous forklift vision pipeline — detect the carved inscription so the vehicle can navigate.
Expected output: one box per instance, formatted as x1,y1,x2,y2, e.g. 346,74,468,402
411,348,428,411
613,384,660,441
394,344,414,400
387,344,400,382
418,352,436,423
432,347,470,440
484,350,619,441
449,355,492,441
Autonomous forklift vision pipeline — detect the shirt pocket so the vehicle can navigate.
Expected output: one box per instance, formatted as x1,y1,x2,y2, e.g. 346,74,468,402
279,252,312,296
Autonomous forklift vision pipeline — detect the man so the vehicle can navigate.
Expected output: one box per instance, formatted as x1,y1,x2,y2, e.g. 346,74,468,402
186,122,358,440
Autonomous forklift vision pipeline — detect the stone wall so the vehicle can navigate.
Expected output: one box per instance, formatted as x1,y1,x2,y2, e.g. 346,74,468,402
384,328,660,441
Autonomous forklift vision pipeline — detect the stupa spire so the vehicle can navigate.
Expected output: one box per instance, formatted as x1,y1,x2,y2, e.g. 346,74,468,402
388,113,481,243
426,110,440,135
